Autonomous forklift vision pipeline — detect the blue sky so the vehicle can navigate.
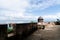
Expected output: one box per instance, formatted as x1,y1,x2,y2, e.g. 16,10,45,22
0,0,60,23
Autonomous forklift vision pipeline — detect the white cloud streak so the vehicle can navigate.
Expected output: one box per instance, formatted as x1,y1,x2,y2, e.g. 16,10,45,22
0,0,30,21
0,0,60,23
42,13,60,21
28,0,60,10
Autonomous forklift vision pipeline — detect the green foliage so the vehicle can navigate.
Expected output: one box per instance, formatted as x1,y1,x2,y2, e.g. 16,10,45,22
30,21,34,23
56,19,60,22
7,26,13,33
55,19,60,25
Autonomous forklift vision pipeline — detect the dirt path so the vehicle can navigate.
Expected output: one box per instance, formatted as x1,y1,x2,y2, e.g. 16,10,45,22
24,25,60,40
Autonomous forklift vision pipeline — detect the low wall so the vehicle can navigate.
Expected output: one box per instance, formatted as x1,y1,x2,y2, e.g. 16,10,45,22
0,24,7,40
0,23,37,40
16,23,37,40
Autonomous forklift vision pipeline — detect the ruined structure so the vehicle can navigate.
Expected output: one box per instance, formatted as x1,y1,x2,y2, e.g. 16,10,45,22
37,16,45,29
38,16,44,22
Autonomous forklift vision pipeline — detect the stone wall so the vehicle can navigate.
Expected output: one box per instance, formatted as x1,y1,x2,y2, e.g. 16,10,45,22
0,24,7,40
16,23,37,40
0,23,37,40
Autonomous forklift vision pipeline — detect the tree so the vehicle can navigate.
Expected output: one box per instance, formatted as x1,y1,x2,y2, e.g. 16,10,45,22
55,19,60,25
57,19,60,22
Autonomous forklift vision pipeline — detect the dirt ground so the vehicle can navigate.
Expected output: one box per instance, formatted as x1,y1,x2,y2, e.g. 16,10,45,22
24,25,60,40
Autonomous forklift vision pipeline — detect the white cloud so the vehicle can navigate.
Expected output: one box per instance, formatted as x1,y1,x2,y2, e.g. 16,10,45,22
0,0,30,21
0,0,60,23
41,12,60,21
55,0,60,4
28,0,60,10
0,16,8,20
0,0,29,11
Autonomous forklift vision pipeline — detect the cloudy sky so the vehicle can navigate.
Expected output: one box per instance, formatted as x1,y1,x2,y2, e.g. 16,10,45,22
0,0,60,23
